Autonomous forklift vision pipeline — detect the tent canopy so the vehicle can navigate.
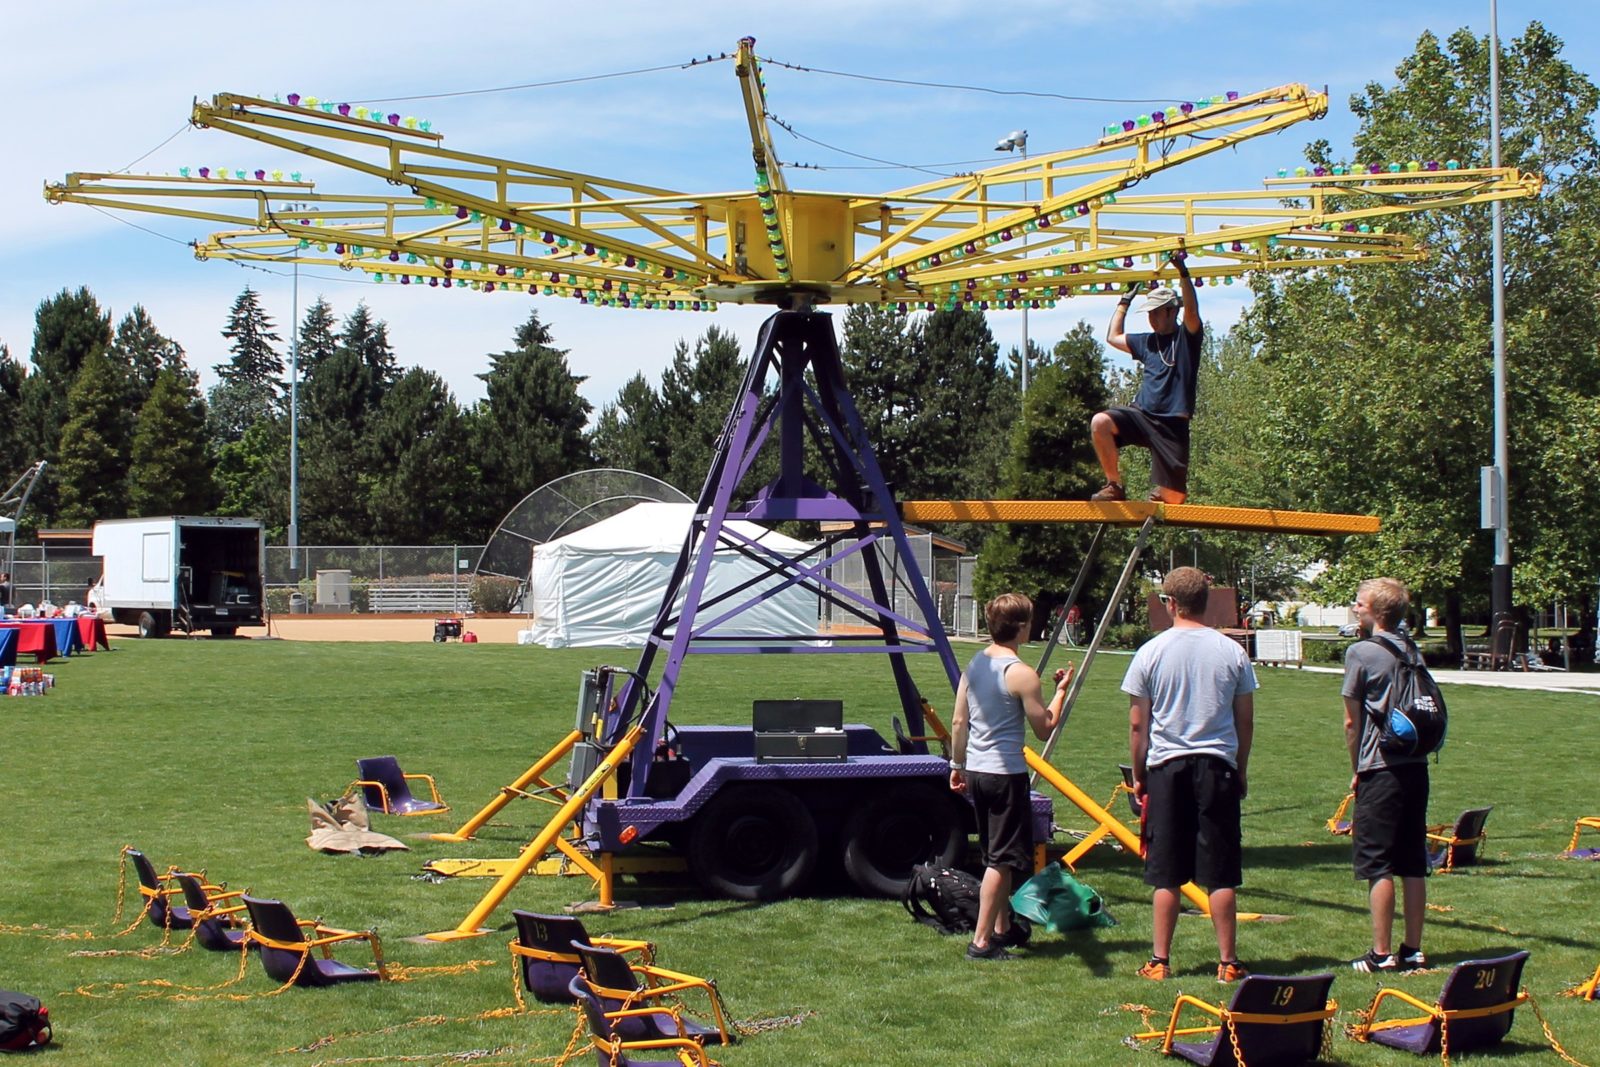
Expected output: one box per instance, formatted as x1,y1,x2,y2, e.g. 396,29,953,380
527,502,822,649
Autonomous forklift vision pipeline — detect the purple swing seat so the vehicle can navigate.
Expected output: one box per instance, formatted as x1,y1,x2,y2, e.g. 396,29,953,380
354,755,448,815
1166,973,1336,1067
125,848,194,931
173,872,253,953
573,941,732,1046
1363,951,1529,1056
242,895,383,987
510,910,654,1004
568,973,712,1066
1427,807,1493,871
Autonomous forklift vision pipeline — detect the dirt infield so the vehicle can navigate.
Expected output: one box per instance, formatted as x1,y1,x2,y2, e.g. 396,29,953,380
105,615,536,644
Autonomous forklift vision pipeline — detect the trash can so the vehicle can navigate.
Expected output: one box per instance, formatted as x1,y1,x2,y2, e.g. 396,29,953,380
289,592,309,615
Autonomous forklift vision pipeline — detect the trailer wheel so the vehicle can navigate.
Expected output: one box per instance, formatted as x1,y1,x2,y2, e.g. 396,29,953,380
687,785,819,901
136,611,166,639
841,783,965,897
212,626,237,638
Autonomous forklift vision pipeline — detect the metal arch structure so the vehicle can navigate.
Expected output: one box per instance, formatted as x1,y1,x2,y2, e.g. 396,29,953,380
47,40,1542,930
0,462,48,578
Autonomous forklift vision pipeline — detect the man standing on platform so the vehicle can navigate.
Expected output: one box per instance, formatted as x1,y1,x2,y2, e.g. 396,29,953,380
1125,567,1256,982
1092,253,1203,503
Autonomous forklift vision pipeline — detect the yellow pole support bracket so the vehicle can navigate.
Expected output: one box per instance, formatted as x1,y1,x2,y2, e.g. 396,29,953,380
425,724,647,942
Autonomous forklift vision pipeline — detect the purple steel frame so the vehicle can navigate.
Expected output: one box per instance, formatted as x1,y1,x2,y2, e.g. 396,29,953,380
615,310,960,798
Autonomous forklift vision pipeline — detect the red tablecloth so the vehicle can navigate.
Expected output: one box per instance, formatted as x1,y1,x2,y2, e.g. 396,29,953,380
77,614,110,651
0,621,58,663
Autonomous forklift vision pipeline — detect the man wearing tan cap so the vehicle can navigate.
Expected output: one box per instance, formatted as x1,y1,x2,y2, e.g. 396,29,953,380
1091,253,1203,503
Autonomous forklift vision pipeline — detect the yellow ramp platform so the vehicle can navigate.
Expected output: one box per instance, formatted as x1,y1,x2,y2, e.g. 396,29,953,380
899,500,1378,536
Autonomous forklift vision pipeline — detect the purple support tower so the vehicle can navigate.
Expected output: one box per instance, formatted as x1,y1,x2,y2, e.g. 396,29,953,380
617,309,959,799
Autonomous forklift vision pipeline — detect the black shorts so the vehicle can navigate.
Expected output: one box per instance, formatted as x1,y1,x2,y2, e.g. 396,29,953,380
968,770,1033,878
1106,406,1191,494
1352,763,1430,880
1142,755,1242,890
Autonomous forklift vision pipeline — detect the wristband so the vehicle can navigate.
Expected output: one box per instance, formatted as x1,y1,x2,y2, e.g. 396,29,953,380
949,762,966,771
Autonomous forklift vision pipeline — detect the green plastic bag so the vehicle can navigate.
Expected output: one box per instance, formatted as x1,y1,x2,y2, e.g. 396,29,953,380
1010,864,1117,933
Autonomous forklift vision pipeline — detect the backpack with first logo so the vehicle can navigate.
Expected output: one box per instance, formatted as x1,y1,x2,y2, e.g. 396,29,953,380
0,989,51,1052
900,863,1032,944
1367,634,1448,759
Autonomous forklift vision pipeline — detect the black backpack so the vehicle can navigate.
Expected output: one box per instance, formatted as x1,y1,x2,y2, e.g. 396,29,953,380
901,863,1031,945
1368,634,1448,759
0,989,51,1052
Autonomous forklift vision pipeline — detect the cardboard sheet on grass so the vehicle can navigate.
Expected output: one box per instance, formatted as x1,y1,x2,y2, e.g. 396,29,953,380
306,794,408,854
527,501,825,649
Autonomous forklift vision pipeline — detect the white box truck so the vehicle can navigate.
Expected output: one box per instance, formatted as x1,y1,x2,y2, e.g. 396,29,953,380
91,516,266,637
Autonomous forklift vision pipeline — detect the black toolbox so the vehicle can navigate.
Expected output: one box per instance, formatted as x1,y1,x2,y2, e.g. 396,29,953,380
752,699,848,762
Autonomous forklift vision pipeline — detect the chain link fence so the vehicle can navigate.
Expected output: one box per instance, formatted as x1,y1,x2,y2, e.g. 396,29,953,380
3,548,101,609
821,533,975,637
267,545,487,614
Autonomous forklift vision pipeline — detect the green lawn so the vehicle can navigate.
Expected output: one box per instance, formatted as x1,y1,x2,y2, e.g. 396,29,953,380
3,637,1597,1065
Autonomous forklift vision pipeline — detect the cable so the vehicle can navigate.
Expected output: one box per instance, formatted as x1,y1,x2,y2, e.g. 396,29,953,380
115,122,191,174
87,205,191,247
760,55,1176,105
766,112,959,178
353,54,731,106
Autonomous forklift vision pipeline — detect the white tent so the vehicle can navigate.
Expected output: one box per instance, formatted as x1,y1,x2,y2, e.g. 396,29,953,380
527,501,822,649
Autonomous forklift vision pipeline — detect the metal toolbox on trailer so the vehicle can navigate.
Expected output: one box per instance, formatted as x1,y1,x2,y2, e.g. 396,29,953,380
752,699,848,762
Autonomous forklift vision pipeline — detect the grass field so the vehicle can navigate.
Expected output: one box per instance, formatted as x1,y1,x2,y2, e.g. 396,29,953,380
3,637,1597,1066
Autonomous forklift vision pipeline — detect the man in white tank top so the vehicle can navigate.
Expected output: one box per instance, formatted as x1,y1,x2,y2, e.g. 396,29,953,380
949,592,1070,960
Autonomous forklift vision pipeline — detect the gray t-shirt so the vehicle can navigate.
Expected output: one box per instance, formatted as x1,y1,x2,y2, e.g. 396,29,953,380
964,650,1027,775
1342,629,1429,774
1122,626,1258,768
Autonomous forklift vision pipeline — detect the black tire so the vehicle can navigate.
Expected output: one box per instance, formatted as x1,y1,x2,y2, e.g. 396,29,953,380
687,785,819,900
211,626,237,638
841,782,965,897
137,611,164,639
432,634,446,643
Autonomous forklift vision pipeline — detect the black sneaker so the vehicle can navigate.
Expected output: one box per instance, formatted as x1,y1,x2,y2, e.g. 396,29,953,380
995,921,1031,949
1398,945,1427,972
1350,949,1397,973
966,940,1013,961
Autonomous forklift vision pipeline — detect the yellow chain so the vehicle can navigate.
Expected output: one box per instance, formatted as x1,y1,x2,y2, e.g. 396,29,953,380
1527,989,1595,1067
1222,1014,1249,1067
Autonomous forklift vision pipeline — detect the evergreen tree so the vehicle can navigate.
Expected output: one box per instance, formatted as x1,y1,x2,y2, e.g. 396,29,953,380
54,351,134,525
214,415,289,537
207,286,283,444
0,345,28,488
21,287,113,522
127,369,215,515
339,302,398,399
974,322,1112,636
297,346,374,543
469,312,593,527
365,369,474,543
590,372,670,481
658,325,744,496
295,296,340,378
109,304,185,414
841,305,921,498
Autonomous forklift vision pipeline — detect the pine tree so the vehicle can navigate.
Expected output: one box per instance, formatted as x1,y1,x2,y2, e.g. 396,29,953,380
109,305,185,414
470,313,593,526
207,286,283,445
21,287,113,521
658,325,744,496
54,351,134,525
365,369,474,543
0,345,28,488
339,302,397,399
297,347,374,542
127,369,215,515
295,297,340,378
591,372,670,481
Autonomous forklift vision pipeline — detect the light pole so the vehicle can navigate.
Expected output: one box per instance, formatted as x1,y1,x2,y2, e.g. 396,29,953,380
289,259,300,572
1487,0,1511,623
995,129,1029,393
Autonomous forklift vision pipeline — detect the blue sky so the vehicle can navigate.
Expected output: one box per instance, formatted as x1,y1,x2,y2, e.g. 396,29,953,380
5,1,1595,415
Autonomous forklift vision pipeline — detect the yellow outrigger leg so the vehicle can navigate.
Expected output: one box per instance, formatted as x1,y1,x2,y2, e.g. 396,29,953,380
424,724,646,942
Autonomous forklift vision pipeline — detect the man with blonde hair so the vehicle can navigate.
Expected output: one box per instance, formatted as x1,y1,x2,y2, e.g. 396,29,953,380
949,592,1069,960
1125,567,1257,982
1343,577,1430,973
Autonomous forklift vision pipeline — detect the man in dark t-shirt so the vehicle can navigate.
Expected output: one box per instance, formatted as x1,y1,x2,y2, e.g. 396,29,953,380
1341,577,1430,974
1091,253,1203,503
